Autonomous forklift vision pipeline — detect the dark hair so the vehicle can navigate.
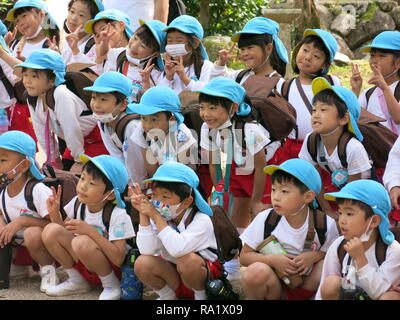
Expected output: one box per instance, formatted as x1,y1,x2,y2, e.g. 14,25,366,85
293,35,331,76
238,33,286,77
93,19,129,43
14,6,40,19
82,161,114,193
21,67,56,83
109,91,128,105
63,0,100,33
336,198,375,219
271,169,309,194
135,24,160,52
312,89,348,119
371,48,400,77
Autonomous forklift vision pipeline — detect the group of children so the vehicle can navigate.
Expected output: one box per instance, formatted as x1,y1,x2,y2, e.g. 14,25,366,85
0,0,400,301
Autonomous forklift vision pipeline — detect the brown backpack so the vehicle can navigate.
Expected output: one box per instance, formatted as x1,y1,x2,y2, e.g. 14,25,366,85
185,205,242,263
99,113,141,147
307,109,398,170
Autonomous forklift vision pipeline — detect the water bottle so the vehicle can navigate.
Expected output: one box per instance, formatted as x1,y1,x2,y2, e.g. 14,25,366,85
0,109,8,135
120,248,143,300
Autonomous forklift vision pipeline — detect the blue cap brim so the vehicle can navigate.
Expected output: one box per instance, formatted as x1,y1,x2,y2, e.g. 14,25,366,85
361,44,398,53
83,85,116,93
130,104,184,124
15,62,47,70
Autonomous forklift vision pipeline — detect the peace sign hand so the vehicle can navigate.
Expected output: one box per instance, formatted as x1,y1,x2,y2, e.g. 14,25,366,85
65,23,83,55
46,185,62,221
47,35,60,53
350,62,362,96
139,57,155,91
128,183,146,211
368,62,388,90
217,43,237,66
4,28,17,47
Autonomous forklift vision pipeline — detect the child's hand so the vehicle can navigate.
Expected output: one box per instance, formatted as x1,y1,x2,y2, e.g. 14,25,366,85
47,35,60,53
65,24,83,55
64,219,94,236
138,196,159,220
350,62,362,96
46,185,62,218
138,57,155,91
217,43,236,67
128,184,146,211
0,220,21,247
174,56,191,85
344,237,365,261
4,28,17,47
389,186,400,210
270,253,298,276
95,23,114,61
163,53,176,81
368,63,389,91
292,252,316,275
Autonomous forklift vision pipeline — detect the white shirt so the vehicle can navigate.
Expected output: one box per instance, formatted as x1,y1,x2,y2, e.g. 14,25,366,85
315,236,400,300
299,132,372,178
28,85,98,162
0,181,52,238
200,121,281,175
158,60,214,95
64,196,135,241
276,76,342,140
62,35,97,65
136,208,218,263
240,208,339,257
383,135,400,192
11,38,48,60
359,81,400,133
131,122,198,167
0,58,17,109
98,116,147,186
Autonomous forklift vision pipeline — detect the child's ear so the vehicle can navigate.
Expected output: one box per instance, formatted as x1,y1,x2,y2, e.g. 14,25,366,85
106,191,116,201
230,102,239,115
191,37,201,50
182,195,194,210
119,98,128,112
370,214,381,230
20,159,31,173
265,43,273,56
394,56,400,70
304,190,316,205
339,111,350,125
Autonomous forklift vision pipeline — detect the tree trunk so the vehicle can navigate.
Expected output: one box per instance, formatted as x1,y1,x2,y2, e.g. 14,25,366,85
199,0,210,30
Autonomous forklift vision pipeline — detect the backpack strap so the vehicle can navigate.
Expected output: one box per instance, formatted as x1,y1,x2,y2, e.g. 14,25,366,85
324,74,334,85
365,87,376,108
42,39,49,49
24,178,41,212
295,77,313,114
1,188,11,224
394,81,400,102
337,131,353,170
337,238,347,268
45,87,56,111
375,233,387,266
73,198,83,220
235,68,251,84
27,95,39,109
281,78,296,101
10,39,20,51
313,209,327,246
117,50,127,74
307,132,319,163
83,37,95,55
115,113,140,143
101,202,116,232
263,209,282,239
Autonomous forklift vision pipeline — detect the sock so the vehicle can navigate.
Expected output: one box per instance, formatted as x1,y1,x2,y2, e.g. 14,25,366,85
99,271,119,288
155,284,177,300
193,289,207,300
65,268,86,284
223,258,240,275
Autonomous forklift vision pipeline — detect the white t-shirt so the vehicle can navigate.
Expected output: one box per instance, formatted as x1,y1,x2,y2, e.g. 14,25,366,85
103,0,154,31
131,122,198,167
64,196,135,241
28,85,98,162
240,208,339,257
276,76,341,140
299,132,372,178
158,60,214,95
383,135,400,192
200,121,281,175
62,35,97,65
315,236,400,300
0,181,52,238
359,81,400,133
0,58,17,109
11,38,48,60
136,208,218,263
98,116,147,186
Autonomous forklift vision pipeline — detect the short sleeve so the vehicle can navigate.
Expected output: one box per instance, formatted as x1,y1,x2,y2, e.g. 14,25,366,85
32,183,53,218
298,133,318,165
63,196,79,219
200,123,219,151
130,124,148,149
243,123,271,156
108,207,136,241
345,138,372,175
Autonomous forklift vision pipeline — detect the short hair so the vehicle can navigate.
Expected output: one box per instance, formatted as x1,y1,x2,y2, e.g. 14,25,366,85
109,91,128,105
67,0,100,19
21,67,56,83
271,169,309,194
370,48,400,77
336,198,375,219
312,89,348,119
82,161,114,193
152,180,206,204
134,24,160,52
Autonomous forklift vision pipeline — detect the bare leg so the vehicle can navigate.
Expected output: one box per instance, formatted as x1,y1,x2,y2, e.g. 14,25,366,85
320,275,342,300
301,259,325,292
379,290,400,300
176,253,207,290
24,226,54,266
231,197,252,229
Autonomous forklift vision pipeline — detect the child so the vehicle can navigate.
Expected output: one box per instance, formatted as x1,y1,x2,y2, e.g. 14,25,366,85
130,161,221,300
240,158,339,300
317,179,400,300
353,31,400,134
211,17,288,81
196,76,282,279
130,85,198,178
0,131,55,291
61,0,104,65
15,48,108,171
299,77,371,220
83,71,147,186
276,29,340,161
42,154,135,300
158,15,213,94
101,19,167,102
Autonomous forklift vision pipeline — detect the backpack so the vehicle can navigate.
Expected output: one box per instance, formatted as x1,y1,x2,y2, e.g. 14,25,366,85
263,209,328,248
27,63,98,115
0,163,79,223
167,0,187,24
99,113,141,148
185,205,242,263
307,109,398,170
365,83,400,107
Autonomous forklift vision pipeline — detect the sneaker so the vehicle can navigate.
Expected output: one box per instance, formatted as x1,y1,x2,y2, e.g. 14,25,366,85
45,279,91,297
99,286,121,300
40,265,59,293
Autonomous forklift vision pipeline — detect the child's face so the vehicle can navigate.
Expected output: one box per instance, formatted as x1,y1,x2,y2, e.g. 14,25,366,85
76,169,110,205
22,68,54,97
128,33,155,59
337,200,375,241
311,101,347,134
15,9,44,38
67,0,92,33
0,148,29,179
151,186,181,206
369,51,400,78
93,20,125,48
239,44,270,70
141,112,171,137
296,42,327,75
166,30,191,55
90,92,124,116
271,181,309,216
199,102,230,129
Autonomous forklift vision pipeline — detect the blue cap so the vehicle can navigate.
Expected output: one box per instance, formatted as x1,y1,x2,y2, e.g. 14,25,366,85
15,48,66,87
0,131,44,180
80,154,129,209
292,29,338,75
0,21,10,54
84,9,134,39
264,158,322,209
312,77,363,141
143,161,213,216
163,15,209,60
325,180,394,245
231,17,288,64
193,77,251,116
7,0,47,21
129,86,184,125
361,31,400,53
84,71,133,98
0,20,8,36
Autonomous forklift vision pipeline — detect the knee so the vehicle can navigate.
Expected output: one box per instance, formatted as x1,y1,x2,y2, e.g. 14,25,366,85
176,254,202,275
71,235,97,257
42,223,63,244
134,255,156,278
320,275,342,300
242,262,271,286
379,291,400,300
23,226,44,248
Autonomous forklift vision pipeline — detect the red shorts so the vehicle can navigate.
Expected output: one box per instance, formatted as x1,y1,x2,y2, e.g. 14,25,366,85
284,286,316,300
175,259,223,300
62,125,109,160
197,164,213,199
7,103,38,145
73,260,121,286
281,138,304,162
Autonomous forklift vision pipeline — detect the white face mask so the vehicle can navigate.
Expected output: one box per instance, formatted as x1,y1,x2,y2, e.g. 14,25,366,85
359,217,374,242
165,44,188,58
93,105,120,123
151,200,183,221
126,51,155,68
